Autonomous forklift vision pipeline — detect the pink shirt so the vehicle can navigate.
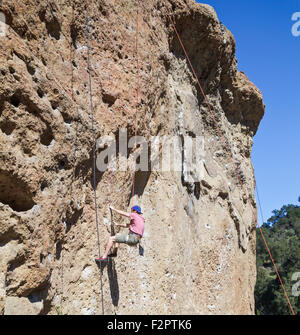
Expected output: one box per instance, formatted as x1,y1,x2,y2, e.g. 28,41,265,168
129,213,145,237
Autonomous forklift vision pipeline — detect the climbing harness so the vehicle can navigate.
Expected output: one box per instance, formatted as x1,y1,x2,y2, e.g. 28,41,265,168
161,0,295,315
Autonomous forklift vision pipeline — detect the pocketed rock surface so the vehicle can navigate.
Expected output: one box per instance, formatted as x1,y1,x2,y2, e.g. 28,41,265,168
0,0,264,314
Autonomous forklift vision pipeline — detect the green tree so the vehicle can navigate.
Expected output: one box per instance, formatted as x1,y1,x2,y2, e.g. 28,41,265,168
255,202,300,315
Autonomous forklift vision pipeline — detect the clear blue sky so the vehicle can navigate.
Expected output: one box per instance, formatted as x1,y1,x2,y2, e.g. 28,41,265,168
195,0,300,225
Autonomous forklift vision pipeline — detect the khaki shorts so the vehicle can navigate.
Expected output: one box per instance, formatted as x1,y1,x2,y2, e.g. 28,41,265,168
115,232,140,246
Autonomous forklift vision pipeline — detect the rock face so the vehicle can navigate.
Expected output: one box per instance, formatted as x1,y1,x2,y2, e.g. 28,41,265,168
0,0,264,315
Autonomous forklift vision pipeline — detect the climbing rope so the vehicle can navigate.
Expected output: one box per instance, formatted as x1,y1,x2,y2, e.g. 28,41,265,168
85,2,105,316
160,0,295,315
84,0,141,315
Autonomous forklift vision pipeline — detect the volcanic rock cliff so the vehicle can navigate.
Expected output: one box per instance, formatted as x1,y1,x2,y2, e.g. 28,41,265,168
0,0,264,315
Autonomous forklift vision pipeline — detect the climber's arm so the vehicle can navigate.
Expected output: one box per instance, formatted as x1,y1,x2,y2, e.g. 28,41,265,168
115,222,130,228
109,206,131,218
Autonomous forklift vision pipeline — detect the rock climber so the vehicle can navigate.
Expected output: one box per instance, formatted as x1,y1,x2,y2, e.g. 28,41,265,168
95,205,145,261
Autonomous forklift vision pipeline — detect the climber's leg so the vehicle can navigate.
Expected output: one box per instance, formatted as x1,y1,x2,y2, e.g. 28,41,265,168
108,242,119,257
95,233,137,262
96,236,116,261
103,236,116,258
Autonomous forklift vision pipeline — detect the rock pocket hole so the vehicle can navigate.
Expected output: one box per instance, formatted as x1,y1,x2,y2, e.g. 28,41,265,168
26,63,36,76
56,153,71,171
40,253,46,265
37,88,44,98
0,170,35,212
218,191,229,200
44,13,61,40
102,93,117,107
70,22,79,49
60,110,73,124
50,100,59,110
40,180,48,192
0,120,16,135
58,160,66,170
40,123,54,146
194,182,201,200
10,93,21,108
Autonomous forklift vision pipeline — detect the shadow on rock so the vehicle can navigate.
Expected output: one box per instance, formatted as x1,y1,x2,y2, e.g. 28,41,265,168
107,258,119,307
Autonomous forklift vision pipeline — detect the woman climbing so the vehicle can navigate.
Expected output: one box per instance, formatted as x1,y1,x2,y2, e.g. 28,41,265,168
95,205,145,261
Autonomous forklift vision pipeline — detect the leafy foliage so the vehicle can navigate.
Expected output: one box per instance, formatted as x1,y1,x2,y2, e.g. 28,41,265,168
255,203,300,315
